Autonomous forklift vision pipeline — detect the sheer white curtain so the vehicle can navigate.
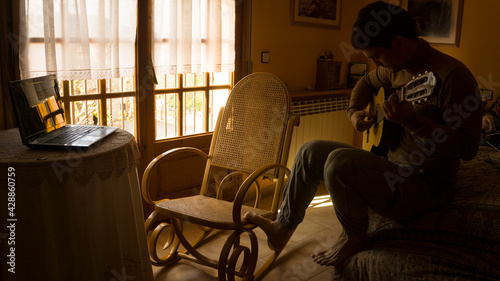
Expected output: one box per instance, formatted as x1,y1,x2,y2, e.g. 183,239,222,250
153,0,235,75
19,0,137,80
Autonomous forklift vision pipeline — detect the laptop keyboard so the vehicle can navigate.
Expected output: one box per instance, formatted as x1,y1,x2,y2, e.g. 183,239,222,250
41,126,99,144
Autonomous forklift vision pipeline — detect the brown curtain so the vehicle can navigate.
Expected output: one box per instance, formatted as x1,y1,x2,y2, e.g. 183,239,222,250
0,0,19,130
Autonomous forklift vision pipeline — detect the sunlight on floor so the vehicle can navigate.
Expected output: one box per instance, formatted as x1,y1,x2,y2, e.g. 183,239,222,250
309,195,333,208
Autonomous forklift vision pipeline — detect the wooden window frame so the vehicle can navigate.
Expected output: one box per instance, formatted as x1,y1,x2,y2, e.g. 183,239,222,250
154,72,233,140
58,79,136,132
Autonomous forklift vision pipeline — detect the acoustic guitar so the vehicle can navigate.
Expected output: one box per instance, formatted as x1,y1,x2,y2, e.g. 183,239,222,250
363,71,437,155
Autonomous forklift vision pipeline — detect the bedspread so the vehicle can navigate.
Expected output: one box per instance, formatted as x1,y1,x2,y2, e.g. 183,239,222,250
333,146,500,281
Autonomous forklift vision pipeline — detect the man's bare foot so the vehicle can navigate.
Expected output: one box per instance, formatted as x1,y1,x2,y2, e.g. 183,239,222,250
311,232,370,267
244,211,293,251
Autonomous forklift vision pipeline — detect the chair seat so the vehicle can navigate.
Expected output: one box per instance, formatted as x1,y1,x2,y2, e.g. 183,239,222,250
155,195,275,230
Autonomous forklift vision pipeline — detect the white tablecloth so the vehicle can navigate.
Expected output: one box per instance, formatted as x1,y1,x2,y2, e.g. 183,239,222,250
0,129,153,281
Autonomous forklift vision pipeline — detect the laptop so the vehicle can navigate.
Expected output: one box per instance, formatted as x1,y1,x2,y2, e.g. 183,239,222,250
9,74,118,149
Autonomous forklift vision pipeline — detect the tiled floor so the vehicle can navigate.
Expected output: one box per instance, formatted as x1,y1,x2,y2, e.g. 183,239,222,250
151,184,342,281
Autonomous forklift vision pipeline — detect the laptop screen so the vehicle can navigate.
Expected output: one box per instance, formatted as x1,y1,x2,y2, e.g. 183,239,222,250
9,75,67,142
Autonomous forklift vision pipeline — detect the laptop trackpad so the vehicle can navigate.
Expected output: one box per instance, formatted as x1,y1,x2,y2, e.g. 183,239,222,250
71,128,117,146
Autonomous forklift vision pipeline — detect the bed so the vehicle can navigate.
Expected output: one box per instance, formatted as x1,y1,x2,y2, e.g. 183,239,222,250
333,146,500,281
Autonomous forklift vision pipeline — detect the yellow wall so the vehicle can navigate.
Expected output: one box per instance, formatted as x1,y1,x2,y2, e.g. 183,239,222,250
434,0,500,102
250,0,500,103
250,0,367,91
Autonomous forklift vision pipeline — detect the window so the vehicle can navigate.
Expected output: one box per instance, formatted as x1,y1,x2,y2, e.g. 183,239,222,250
58,78,136,135
152,0,235,140
154,72,232,140
19,0,235,140
20,0,138,134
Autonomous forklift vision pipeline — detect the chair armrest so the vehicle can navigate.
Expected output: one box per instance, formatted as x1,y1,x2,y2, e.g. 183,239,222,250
289,114,300,127
231,163,290,230
141,147,209,206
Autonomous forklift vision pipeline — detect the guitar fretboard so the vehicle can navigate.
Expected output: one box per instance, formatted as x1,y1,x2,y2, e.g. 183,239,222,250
371,72,436,127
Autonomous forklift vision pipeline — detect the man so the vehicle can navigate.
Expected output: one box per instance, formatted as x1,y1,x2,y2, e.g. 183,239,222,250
244,1,482,267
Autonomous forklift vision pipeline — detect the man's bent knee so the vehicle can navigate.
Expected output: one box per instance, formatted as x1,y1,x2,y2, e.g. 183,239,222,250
324,148,358,181
298,140,350,163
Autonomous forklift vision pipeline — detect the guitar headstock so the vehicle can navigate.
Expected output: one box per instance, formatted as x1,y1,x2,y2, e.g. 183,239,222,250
399,71,436,104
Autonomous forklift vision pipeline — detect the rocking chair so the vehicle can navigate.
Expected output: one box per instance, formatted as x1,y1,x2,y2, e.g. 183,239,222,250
141,72,299,280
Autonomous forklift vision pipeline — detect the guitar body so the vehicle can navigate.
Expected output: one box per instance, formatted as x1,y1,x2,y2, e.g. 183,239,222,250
362,72,437,156
362,87,403,156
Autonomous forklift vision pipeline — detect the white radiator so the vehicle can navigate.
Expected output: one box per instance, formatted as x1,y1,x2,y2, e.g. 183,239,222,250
287,96,353,168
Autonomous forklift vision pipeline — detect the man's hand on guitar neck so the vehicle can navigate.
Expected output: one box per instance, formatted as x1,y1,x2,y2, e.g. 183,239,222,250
351,110,376,132
382,93,417,126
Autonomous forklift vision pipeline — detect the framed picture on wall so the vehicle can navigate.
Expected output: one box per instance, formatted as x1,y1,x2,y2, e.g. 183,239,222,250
291,0,342,28
401,0,464,47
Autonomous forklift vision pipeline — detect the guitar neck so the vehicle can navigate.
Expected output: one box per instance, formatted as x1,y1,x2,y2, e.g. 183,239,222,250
372,72,435,125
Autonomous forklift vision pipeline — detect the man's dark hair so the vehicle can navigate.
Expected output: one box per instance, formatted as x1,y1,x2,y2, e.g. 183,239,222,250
351,1,418,50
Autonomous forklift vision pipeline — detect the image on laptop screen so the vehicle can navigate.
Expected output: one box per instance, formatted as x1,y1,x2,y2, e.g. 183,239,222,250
9,75,67,142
